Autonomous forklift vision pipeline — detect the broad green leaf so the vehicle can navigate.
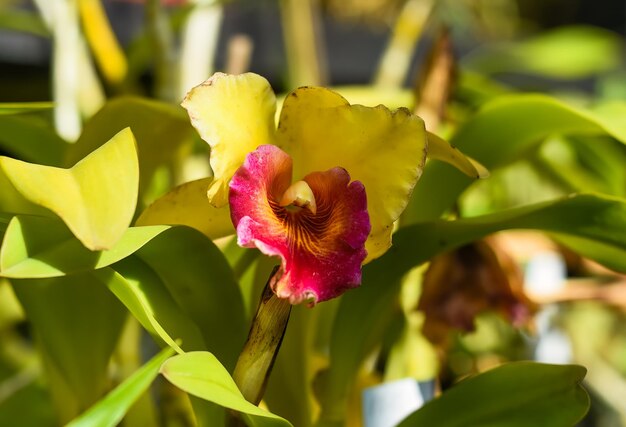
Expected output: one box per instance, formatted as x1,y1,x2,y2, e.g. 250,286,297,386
136,177,235,240
0,382,56,427
592,101,626,141
398,362,588,426
0,102,54,115
98,258,206,352
65,97,195,200
319,194,626,422
405,94,626,223
136,226,246,370
535,136,626,196
161,352,293,427
11,273,127,420
552,234,626,274
66,346,175,427
0,113,66,165
0,213,12,234
0,215,168,278
0,128,139,250
0,279,23,326
466,25,621,79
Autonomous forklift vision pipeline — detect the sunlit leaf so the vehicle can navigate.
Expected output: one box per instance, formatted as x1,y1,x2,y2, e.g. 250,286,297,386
99,258,206,352
0,9,49,37
0,113,66,165
0,128,139,250
11,274,127,421
65,97,196,202
398,362,588,426
161,352,293,427
66,346,175,427
136,226,247,370
466,25,622,79
0,102,54,115
0,382,56,427
0,213,12,235
405,94,626,223
136,177,235,240
319,193,626,422
0,215,168,278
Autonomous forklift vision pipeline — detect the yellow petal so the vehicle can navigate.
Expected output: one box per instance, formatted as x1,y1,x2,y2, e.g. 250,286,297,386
276,87,428,261
0,128,138,250
181,73,277,207
136,177,235,240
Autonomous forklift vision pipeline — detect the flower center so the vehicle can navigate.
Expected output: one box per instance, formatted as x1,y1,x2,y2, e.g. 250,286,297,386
279,180,317,214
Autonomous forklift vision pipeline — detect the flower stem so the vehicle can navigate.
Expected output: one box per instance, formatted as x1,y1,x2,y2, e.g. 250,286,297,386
231,266,291,415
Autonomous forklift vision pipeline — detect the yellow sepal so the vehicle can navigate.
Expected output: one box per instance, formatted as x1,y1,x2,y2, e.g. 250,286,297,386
276,87,428,262
137,177,234,240
182,73,277,207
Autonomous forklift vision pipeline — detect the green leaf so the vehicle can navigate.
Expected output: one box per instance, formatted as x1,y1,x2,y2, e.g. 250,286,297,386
0,9,49,37
97,258,206,352
0,215,168,278
405,94,626,223
65,97,196,200
466,25,621,79
136,226,247,370
552,233,626,274
319,194,626,422
0,213,12,235
66,346,175,427
0,381,56,427
0,113,66,165
0,128,139,250
161,352,293,427
398,362,588,427
0,102,54,115
11,273,127,420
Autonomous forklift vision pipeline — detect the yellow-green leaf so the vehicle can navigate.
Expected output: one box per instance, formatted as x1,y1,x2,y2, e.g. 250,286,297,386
0,215,168,278
161,352,293,427
66,346,175,427
0,128,139,250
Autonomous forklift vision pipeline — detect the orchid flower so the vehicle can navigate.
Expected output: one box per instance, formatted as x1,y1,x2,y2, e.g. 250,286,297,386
180,72,431,305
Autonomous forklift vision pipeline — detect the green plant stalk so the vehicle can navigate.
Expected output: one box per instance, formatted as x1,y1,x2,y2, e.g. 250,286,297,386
280,0,327,87
374,0,434,88
230,266,292,421
233,266,292,403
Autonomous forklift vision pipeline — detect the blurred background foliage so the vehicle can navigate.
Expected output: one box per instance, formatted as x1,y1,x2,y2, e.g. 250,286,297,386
1,0,626,426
